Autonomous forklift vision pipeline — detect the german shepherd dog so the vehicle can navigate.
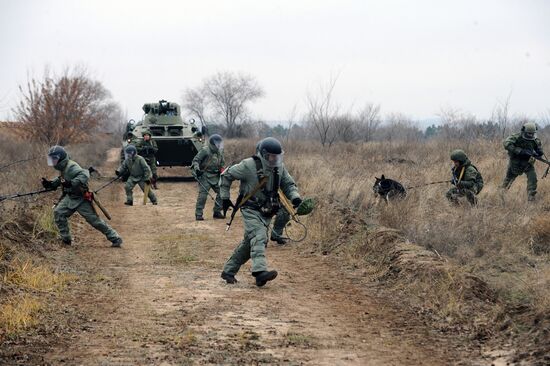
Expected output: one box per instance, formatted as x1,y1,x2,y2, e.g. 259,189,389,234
373,175,407,203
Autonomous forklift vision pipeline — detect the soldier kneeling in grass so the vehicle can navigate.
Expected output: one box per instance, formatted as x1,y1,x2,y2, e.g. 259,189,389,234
446,149,483,206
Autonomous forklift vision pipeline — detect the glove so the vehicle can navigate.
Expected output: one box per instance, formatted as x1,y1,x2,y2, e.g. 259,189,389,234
520,149,534,157
115,170,120,176
195,170,203,177
534,148,543,157
152,173,158,180
222,199,234,213
61,180,72,188
144,179,151,185
41,178,54,189
292,197,303,208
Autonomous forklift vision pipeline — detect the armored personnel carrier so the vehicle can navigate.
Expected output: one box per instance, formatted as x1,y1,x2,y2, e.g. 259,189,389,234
123,100,206,167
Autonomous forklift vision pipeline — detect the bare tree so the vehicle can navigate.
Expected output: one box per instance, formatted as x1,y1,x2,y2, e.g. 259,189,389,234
305,76,340,147
284,104,298,143
14,66,117,145
491,92,512,138
183,71,264,137
334,114,356,143
356,103,381,142
182,88,208,125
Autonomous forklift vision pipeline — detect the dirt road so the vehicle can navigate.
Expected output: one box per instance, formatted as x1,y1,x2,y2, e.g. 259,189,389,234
27,152,484,365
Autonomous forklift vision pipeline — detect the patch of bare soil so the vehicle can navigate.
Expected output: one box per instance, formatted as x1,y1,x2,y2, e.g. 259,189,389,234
1,150,491,365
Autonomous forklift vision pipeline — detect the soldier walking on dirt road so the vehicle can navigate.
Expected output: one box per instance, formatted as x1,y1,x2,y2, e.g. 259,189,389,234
446,149,483,205
191,134,225,221
220,137,303,287
41,146,123,247
501,122,544,201
116,145,158,206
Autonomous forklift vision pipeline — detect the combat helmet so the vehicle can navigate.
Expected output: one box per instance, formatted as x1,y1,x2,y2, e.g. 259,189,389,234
47,145,67,167
450,149,468,163
257,137,284,168
209,134,224,151
521,122,537,140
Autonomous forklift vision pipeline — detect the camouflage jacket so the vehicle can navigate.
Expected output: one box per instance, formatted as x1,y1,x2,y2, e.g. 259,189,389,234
117,155,152,180
451,159,483,193
50,157,90,208
192,144,224,176
503,133,543,162
135,139,158,159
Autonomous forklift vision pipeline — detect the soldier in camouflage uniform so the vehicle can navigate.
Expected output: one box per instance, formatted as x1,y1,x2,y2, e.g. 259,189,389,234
116,145,158,206
446,149,484,205
41,146,122,247
501,122,544,201
220,137,303,287
135,129,159,189
191,134,225,221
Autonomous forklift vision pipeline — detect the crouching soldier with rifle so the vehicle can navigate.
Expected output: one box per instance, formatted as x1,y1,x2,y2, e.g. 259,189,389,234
116,145,158,206
446,149,483,205
41,146,123,247
191,134,225,221
220,137,305,287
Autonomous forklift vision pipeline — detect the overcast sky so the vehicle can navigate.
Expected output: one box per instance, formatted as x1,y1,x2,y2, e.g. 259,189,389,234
1,0,549,123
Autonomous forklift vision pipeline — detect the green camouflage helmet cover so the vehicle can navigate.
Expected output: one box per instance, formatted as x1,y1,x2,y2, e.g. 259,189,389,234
450,149,468,163
522,122,537,140
296,197,315,216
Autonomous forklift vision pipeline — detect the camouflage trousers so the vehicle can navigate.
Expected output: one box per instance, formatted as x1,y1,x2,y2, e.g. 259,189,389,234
54,197,119,243
501,160,537,200
446,187,477,205
125,178,157,204
270,208,290,240
144,157,157,177
195,176,222,217
223,208,272,275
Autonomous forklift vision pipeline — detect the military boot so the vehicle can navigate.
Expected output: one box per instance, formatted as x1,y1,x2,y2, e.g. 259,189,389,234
62,238,72,246
253,270,278,287
270,236,288,245
111,237,123,248
213,212,225,219
124,201,133,206
196,215,204,221
221,271,238,284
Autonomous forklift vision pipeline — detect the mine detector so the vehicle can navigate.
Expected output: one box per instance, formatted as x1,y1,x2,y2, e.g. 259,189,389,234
122,100,206,167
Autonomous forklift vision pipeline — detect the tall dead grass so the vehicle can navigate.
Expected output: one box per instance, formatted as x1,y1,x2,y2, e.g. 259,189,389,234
0,134,114,338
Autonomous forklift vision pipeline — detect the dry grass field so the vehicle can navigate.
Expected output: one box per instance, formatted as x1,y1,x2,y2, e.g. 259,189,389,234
1,135,549,364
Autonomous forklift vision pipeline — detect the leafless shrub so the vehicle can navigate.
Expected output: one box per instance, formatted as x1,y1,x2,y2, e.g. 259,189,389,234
183,71,264,137
14,66,121,145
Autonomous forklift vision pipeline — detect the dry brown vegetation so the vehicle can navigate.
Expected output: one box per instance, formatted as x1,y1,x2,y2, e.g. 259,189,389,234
0,135,114,341
275,137,550,364
2,135,549,363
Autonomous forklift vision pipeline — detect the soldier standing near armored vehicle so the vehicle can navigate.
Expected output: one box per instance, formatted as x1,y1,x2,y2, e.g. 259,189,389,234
446,149,484,205
191,134,225,221
219,137,304,287
501,122,544,201
116,145,158,206
41,146,123,247
135,129,159,189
